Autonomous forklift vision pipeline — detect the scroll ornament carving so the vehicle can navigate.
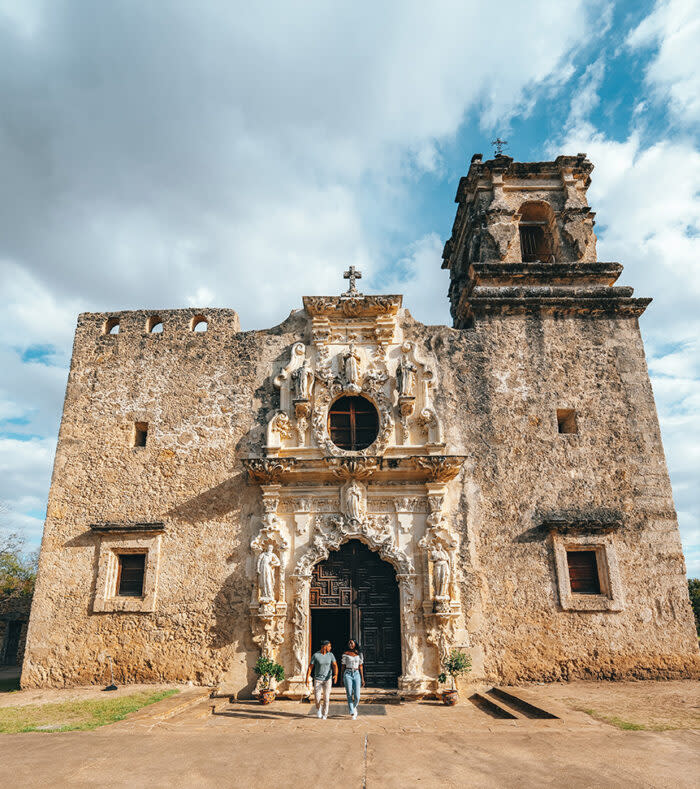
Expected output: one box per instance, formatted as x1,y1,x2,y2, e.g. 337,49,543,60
303,294,402,318
274,342,306,389
426,614,457,665
267,411,293,449
251,614,286,660
293,512,413,579
411,456,463,482
326,457,380,480
243,458,297,484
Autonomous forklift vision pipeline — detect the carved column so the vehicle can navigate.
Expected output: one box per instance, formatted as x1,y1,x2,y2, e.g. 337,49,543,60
397,573,428,694
285,573,312,699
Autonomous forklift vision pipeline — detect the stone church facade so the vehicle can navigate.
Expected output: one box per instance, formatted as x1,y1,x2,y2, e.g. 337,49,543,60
22,154,699,692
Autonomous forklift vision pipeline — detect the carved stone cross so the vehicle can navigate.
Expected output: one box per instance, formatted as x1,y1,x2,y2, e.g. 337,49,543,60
343,266,362,295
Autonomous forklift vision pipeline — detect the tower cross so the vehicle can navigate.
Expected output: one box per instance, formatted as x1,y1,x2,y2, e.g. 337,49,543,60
343,266,362,295
491,137,508,156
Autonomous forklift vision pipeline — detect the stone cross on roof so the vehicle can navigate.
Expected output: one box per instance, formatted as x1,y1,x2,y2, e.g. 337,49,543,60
343,266,362,295
491,137,508,156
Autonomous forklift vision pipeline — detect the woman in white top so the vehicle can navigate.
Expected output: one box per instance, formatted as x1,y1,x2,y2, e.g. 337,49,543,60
341,639,365,718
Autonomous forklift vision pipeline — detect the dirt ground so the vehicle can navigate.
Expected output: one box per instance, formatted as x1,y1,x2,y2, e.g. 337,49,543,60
530,679,700,730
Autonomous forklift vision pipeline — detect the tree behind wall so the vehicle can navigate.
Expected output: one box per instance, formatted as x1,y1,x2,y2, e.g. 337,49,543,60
0,531,37,598
689,579,700,635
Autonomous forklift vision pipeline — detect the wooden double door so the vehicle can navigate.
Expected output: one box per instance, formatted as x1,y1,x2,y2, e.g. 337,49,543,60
310,540,401,687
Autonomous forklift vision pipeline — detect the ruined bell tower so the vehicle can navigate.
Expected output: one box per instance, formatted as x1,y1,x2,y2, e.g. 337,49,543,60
441,153,646,328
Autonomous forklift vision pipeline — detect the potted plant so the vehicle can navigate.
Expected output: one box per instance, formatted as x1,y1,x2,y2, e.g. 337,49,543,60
438,649,471,706
254,656,285,704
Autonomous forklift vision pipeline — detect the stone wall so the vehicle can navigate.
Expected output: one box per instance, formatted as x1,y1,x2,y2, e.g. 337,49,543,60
409,311,699,682
22,303,699,689
22,306,305,689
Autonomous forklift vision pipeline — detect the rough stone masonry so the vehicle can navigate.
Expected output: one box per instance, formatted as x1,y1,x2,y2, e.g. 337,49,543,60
21,153,700,693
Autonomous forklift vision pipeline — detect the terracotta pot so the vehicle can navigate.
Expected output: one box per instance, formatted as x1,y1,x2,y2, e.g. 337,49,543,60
259,689,276,705
442,689,459,706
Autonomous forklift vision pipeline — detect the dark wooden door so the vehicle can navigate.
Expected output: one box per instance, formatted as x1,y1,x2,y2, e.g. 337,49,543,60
310,540,401,687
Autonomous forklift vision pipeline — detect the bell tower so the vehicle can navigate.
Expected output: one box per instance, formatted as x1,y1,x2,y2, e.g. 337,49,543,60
441,153,648,328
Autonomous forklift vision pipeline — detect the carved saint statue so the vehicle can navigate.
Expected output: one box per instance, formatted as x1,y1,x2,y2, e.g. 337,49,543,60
345,479,365,522
396,354,417,398
343,343,361,388
430,546,451,599
292,360,314,401
257,544,280,602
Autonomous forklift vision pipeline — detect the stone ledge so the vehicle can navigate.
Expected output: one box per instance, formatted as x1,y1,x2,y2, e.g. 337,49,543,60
89,521,165,533
469,261,623,287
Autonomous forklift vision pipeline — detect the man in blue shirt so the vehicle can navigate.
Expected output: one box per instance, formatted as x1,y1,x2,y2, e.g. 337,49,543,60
305,640,338,719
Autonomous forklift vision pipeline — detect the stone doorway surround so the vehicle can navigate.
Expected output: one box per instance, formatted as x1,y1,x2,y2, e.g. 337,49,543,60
242,284,469,698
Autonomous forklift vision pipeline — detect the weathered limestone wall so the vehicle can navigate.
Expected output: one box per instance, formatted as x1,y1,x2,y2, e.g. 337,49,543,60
23,302,699,690
22,307,306,689
410,312,699,683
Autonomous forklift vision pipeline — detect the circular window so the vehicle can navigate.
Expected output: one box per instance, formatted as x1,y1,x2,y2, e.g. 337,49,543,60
328,396,379,451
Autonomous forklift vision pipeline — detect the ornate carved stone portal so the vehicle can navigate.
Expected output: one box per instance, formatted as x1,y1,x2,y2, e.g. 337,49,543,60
246,276,467,696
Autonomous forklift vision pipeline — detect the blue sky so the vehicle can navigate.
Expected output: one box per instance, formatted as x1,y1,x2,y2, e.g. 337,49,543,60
0,0,698,574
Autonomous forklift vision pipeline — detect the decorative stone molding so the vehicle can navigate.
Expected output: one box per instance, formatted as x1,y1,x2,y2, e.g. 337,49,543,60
551,531,625,612
293,512,414,580
93,532,162,614
303,294,402,319
243,458,298,484
410,456,463,482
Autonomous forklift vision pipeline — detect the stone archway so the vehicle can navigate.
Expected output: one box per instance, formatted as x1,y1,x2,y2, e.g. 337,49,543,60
310,540,401,687
285,513,425,698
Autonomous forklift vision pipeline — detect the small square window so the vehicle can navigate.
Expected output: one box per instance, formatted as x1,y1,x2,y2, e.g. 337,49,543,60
117,554,146,597
557,408,577,434
566,550,601,595
133,422,148,447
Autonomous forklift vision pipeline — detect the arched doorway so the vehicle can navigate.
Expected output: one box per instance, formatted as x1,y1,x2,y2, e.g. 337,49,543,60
310,540,401,687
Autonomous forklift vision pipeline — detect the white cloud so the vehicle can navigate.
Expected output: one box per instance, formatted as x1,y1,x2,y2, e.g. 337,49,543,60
627,0,700,126
555,39,700,576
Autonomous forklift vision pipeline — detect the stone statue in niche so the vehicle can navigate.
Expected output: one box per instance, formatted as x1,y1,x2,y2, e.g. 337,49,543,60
396,354,417,398
345,479,366,522
343,343,362,392
292,360,314,401
430,545,451,599
257,544,280,602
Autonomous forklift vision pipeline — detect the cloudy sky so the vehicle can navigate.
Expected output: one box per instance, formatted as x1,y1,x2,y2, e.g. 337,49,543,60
0,0,698,574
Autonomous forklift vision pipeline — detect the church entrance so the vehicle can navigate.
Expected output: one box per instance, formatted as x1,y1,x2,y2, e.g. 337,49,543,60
310,540,401,687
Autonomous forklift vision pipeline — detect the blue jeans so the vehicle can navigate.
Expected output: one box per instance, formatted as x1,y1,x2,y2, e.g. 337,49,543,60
343,670,361,713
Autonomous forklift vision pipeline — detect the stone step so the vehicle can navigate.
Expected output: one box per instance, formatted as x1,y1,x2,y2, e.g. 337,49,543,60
125,687,213,722
467,692,518,719
488,687,559,719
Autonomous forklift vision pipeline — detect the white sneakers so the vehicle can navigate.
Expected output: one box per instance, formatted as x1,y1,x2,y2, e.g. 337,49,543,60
352,708,358,720
322,713,328,719
316,708,323,718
